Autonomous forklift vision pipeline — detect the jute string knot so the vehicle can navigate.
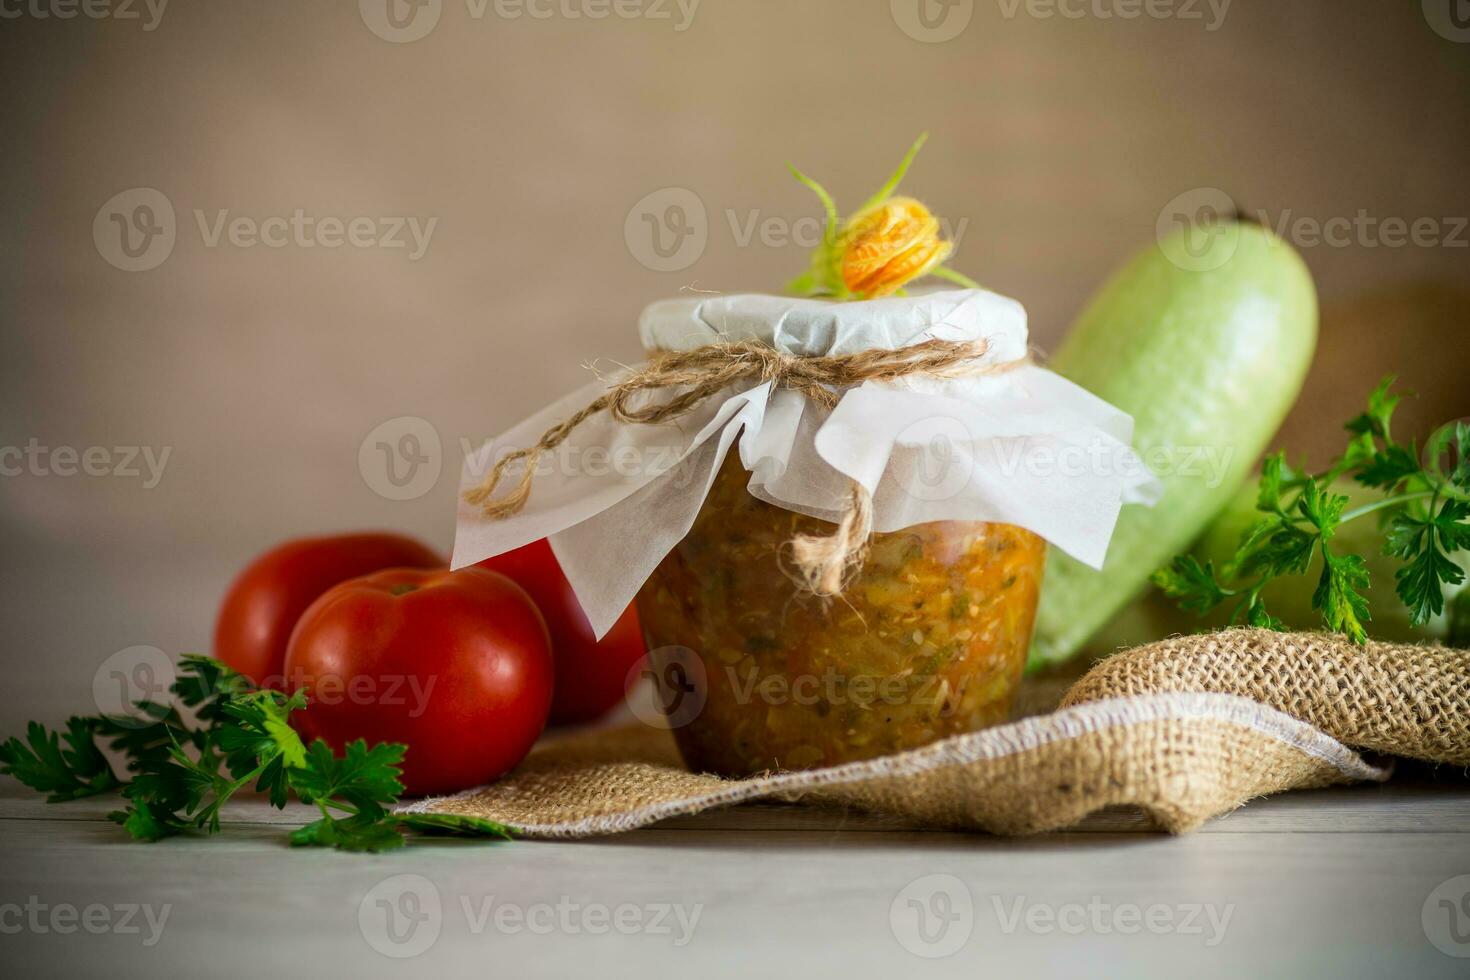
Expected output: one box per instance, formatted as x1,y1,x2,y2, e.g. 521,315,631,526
464,337,1011,595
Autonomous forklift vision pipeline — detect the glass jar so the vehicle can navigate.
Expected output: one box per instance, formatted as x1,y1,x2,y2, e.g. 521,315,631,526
635,448,1046,777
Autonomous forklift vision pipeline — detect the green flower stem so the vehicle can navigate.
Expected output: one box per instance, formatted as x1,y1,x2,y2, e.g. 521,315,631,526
931,266,981,289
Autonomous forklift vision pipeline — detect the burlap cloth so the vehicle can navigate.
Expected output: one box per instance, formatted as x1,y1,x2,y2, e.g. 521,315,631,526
402,629,1469,836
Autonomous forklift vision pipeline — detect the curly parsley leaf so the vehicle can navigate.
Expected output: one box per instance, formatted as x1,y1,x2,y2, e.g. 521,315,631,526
1356,442,1421,491
106,688,306,840
0,718,121,802
172,654,251,727
1242,594,1286,632
213,689,308,808
291,739,405,823
1452,422,1470,491
1296,479,1347,537
1152,556,1229,614
1255,452,1293,514
3,655,514,853
1389,498,1470,624
109,797,189,842
398,812,516,840
303,812,521,852
1157,377,1469,642
1313,549,1372,643
290,815,408,853
94,710,194,773
1345,375,1402,441
119,745,223,835
1236,521,1317,580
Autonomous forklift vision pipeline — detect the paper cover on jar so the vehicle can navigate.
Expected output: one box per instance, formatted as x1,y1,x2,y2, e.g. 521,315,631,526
453,289,1160,637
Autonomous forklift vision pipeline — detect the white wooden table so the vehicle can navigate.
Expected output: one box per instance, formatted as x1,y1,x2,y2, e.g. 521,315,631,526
3,770,1469,978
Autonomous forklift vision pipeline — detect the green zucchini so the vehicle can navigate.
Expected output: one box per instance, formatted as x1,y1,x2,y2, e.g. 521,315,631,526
1027,221,1318,669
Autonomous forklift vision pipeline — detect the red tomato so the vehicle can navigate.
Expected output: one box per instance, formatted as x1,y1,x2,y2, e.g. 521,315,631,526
478,539,646,724
214,533,442,687
282,566,553,795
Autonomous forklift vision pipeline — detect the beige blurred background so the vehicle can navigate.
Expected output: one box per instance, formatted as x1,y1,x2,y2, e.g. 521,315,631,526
1,1,1467,726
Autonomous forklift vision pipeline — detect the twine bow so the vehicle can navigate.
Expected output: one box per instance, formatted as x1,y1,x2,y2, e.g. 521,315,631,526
464,337,1007,595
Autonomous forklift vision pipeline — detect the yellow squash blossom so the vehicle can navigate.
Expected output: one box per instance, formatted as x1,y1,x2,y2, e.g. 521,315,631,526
786,134,977,300
838,197,953,298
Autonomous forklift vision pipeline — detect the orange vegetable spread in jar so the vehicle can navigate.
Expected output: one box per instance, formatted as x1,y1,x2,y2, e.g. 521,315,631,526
637,448,1045,777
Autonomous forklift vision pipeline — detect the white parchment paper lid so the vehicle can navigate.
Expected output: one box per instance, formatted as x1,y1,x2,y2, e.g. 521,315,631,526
638,289,1030,363
453,288,1158,637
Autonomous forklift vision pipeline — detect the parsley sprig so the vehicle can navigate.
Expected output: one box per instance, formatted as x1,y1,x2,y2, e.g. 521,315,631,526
1153,378,1470,642
0,655,513,852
